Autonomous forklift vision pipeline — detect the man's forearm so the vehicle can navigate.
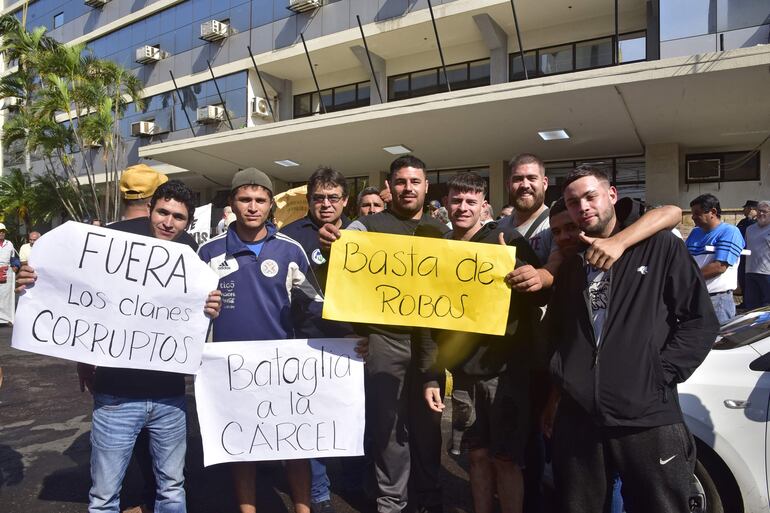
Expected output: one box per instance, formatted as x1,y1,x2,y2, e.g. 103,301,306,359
701,261,728,280
610,205,682,249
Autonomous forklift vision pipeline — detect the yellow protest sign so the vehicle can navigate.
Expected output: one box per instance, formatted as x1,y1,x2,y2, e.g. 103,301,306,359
323,231,516,335
273,185,307,229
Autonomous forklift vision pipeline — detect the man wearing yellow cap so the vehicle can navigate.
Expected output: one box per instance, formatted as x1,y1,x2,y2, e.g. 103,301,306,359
119,164,169,220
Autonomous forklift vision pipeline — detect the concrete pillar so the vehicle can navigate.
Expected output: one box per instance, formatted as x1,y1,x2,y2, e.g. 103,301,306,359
645,143,680,206
368,170,388,189
351,45,387,105
473,14,509,85
489,160,506,213
262,72,293,121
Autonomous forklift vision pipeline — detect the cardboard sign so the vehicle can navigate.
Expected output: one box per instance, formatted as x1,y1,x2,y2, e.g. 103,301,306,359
323,231,516,335
195,339,365,466
187,203,212,245
12,221,219,374
274,185,308,229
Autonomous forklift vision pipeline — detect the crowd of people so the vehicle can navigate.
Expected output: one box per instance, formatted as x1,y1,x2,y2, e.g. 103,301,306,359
8,152,770,513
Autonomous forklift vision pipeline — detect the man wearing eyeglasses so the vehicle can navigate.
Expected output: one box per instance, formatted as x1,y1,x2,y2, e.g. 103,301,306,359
282,167,351,293
280,166,352,513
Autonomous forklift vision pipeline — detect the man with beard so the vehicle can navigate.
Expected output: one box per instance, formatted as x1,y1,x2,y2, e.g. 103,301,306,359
320,156,449,513
547,166,718,513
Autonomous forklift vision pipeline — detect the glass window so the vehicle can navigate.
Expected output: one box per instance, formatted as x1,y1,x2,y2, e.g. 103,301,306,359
468,59,491,88
722,151,760,181
660,0,715,41
333,84,357,110
510,51,537,81
575,37,614,70
717,0,770,32
410,69,441,97
538,44,573,75
388,75,410,101
619,32,646,63
440,62,468,89
53,12,63,29
358,82,371,104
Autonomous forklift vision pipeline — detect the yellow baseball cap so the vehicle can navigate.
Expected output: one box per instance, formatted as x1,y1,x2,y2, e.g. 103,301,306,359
120,164,169,200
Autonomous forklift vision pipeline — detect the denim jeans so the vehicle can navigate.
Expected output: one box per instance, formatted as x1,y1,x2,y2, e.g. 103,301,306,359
710,291,736,325
310,458,331,503
89,393,187,513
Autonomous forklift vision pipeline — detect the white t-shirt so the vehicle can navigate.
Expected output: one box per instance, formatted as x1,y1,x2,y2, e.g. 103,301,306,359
498,208,555,264
585,262,609,346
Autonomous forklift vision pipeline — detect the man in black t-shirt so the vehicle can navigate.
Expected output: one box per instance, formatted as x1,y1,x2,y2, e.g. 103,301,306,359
320,156,449,513
17,180,221,513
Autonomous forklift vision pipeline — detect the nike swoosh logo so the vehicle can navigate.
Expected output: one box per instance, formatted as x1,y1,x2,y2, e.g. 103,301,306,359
659,455,676,465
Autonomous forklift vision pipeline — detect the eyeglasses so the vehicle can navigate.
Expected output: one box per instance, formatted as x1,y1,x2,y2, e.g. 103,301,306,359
311,194,343,204
758,210,770,215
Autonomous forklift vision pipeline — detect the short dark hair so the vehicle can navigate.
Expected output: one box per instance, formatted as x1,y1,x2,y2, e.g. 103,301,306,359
389,155,426,183
150,180,196,224
447,172,487,197
307,166,348,198
690,193,722,217
357,186,381,205
508,153,545,175
562,165,611,191
549,197,567,218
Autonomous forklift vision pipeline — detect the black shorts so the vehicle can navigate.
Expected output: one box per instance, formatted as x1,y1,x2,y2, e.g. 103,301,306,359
450,370,529,465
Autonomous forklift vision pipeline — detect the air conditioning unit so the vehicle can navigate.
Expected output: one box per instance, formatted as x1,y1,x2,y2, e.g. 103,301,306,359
200,20,229,42
288,0,322,13
197,105,225,124
686,159,721,182
251,97,270,118
84,0,109,7
131,121,156,137
135,45,162,64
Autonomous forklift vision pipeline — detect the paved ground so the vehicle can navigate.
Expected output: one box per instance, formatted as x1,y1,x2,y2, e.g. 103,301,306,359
0,325,492,513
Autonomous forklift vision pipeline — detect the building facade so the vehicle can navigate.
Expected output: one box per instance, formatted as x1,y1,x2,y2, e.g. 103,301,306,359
1,0,769,216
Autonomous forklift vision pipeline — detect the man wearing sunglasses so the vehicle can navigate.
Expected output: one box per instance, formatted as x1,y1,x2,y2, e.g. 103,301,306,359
282,167,351,293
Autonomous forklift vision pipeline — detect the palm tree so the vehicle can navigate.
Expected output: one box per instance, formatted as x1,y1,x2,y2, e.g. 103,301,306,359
0,167,35,234
0,14,145,223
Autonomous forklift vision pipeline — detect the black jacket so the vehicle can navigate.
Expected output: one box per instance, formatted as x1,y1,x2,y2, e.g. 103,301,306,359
548,230,719,427
419,221,546,385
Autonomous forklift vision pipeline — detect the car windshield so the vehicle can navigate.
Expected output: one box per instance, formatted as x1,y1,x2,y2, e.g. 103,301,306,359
714,307,770,350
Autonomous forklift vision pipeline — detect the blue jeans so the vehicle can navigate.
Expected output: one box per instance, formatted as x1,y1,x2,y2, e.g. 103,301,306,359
710,291,735,325
744,273,770,309
310,458,331,503
89,393,187,513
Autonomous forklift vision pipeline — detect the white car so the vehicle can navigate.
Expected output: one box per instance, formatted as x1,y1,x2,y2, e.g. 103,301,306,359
679,308,770,513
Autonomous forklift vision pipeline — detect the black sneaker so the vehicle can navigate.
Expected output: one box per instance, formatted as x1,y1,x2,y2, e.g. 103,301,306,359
311,500,336,513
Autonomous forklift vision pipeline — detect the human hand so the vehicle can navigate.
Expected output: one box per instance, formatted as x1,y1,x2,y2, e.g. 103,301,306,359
423,385,445,413
15,264,37,294
204,290,222,319
319,223,342,252
505,265,543,292
581,233,626,271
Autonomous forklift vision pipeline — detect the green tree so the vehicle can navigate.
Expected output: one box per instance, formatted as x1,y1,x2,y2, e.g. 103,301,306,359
0,14,144,224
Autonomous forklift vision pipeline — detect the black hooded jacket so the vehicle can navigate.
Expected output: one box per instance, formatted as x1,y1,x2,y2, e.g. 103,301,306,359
548,230,719,427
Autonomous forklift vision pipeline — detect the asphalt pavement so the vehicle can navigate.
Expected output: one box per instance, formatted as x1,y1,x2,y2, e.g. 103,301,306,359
0,325,488,513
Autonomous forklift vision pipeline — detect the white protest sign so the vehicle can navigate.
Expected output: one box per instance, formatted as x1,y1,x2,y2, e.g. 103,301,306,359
187,203,212,246
12,221,219,374
195,339,365,466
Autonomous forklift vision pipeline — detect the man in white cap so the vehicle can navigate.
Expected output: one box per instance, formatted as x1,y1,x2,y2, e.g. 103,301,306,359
0,223,19,326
